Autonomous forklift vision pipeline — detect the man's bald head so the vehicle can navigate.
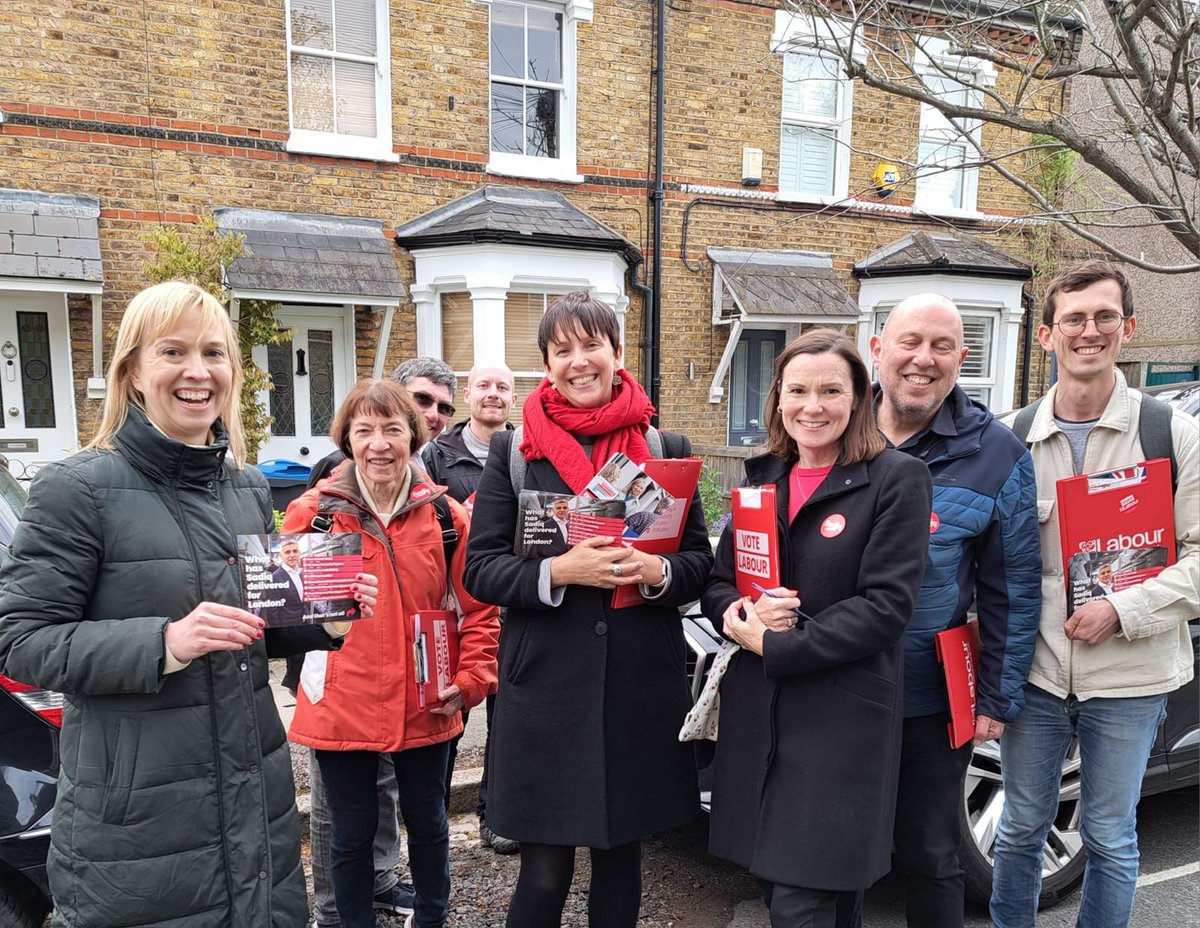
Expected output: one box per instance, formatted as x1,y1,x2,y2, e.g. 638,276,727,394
464,363,516,430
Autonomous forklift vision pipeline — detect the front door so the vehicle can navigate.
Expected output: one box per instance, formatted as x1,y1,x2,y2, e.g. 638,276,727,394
253,307,354,466
0,292,78,478
728,329,784,447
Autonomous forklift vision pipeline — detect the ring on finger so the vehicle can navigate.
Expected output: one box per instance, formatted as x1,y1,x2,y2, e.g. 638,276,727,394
611,562,623,577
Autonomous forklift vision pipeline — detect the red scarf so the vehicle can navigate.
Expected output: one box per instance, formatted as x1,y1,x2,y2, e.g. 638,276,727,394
520,373,656,493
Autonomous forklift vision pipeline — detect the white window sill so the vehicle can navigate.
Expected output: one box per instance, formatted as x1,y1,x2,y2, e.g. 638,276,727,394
487,154,583,184
776,190,856,207
912,203,986,221
286,132,399,164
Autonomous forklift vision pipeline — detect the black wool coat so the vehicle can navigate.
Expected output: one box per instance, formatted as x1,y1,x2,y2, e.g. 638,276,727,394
463,429,714,848
701,449,932,891
0,410,332,928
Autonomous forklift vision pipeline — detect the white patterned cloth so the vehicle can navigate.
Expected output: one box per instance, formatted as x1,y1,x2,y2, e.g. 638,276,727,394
678,639,740,742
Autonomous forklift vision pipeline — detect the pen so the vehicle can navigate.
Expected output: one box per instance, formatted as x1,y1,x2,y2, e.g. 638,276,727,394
749,582,803,617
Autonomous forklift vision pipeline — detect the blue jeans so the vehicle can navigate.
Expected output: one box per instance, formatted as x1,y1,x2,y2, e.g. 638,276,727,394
317,743,451,928
990,683,1167,928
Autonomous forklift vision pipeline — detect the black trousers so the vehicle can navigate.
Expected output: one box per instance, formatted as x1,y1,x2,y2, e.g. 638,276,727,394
892,712,974,928
759,880,862,928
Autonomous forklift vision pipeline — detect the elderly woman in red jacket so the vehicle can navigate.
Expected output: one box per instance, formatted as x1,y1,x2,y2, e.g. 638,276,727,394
285,379,500,928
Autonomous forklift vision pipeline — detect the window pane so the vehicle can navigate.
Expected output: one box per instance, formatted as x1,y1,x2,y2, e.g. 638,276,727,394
505,293,546,373
780,124,836,195
291,0,333,49
729,340,749,430
783,53,838,118
511,375,543,427
961,316,994,378
308,329,335,436
491,82,524,154
491,1,525,80
527,8,563,84
268,336,296,437
334,0,375,56
16,312,55,428
291,53,335,132
441,292,474,373
916,140,965,209
334,58,377,136
526,87,559,158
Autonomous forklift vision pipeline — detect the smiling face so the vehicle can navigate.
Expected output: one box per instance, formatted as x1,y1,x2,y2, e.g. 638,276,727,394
778,351,856,468
1096,563,1114,585
465,364,515,428
544,320,622,409
1039,279,1135,387
129,311,233,446
280,542,302,569
871,296,967,431
348,411,413,494
552,498,570,520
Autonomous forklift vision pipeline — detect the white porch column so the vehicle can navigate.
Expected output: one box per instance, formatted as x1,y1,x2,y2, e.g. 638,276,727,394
411,283,439,359
469,285,509,366
997,301,1026,414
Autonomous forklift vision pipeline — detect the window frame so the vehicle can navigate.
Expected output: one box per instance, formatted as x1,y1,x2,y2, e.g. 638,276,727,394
772,11,860,205
284,0,398,163
482,0,590,184
912,39,995,217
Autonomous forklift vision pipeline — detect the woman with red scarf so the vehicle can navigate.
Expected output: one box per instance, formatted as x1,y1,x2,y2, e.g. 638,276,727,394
464,291,714,928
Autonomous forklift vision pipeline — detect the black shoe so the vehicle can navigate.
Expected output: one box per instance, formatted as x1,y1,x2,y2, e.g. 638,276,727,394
480,819,520,855
373,882,416,915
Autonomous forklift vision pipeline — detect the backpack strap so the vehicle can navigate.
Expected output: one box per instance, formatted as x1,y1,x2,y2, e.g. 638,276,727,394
432,494,459,578
1137,393,1178,491
1009,397,1043,447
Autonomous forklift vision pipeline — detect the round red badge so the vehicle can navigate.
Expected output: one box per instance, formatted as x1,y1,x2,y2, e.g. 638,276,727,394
929,512,940,534
410,484,433,502
820,514,846,538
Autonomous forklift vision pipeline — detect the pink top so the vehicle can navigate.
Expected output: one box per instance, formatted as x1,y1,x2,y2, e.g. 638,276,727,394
789,464,833,523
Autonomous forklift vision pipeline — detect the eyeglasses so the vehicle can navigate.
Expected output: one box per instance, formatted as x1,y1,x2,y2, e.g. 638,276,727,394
1052,311,1127,337
410,390,455,419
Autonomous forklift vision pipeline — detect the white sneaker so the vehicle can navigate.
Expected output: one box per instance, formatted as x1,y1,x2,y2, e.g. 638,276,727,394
404,915,414,928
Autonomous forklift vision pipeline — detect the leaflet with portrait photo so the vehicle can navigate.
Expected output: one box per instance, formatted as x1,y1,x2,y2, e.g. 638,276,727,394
237,532,364,627
514,491,627,558
583,452,676,539
1056,458,1176,614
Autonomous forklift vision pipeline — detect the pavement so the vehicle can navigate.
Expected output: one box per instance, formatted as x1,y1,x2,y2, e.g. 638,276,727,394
268,659,487,818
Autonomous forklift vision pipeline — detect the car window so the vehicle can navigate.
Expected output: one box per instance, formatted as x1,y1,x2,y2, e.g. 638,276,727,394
0,466,27,565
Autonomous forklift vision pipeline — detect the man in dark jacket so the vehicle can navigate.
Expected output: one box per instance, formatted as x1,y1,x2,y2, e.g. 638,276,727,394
865,293,1041,928
265,537,308,625
420,362,519,854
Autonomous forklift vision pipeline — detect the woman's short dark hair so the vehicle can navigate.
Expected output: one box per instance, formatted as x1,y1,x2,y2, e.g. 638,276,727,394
331,379,427,458
763,329,886,465
538,291,621,363
1042,260,1134,325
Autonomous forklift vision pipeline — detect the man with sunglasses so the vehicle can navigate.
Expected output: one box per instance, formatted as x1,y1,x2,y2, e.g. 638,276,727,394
291,357,458,928
992,262,1198,928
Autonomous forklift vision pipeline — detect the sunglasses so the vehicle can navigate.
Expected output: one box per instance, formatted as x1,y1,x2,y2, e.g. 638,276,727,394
410,390,456,419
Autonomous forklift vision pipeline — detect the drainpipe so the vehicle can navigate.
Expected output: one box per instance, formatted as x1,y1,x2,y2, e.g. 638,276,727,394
644,0,666,419
1020,286,1034,406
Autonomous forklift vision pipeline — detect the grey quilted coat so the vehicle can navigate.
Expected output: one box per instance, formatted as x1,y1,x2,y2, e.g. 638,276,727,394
0,409,318,928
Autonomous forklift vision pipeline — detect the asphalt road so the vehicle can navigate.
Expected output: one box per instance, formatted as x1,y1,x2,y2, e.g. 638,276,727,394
719,787,1199,928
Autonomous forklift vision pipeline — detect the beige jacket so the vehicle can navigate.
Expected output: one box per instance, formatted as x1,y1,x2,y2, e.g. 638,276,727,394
1001,371,1199,700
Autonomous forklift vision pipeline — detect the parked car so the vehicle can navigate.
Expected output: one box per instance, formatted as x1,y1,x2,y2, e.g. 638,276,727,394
1143,379,1200,417
0,458,58,928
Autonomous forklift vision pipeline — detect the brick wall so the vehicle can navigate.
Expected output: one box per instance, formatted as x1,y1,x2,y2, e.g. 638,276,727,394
1,0,1044,454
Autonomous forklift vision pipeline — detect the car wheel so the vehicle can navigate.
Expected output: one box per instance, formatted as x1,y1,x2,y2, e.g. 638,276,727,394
959,737,1086,910
0,878,49,928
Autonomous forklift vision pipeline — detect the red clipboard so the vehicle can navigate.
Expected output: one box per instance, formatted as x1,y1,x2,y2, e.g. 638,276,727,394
610,457,703,608
934,621,981,748
731,485,781,598
413,609,460,711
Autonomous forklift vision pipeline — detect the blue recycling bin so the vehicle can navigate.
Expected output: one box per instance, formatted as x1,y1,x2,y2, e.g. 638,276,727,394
258,459,313,513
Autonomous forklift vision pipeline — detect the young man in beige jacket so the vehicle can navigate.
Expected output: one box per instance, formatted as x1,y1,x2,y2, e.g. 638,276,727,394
991,262,1199,928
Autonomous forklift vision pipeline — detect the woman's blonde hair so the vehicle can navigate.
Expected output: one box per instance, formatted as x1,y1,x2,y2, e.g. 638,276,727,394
87,281,247,467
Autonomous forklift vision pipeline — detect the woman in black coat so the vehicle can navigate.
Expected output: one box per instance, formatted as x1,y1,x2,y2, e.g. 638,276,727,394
464,291,713,928
701,330,932,927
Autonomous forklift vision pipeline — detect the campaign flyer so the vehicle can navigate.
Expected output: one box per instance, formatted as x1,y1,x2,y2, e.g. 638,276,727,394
584,452,676,538
237,532,364,627
514,491,626,558
1056,458,1176,614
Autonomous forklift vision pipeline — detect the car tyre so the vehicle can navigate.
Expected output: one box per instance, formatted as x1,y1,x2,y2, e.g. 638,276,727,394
959,737,1087,910
0,878,49,928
